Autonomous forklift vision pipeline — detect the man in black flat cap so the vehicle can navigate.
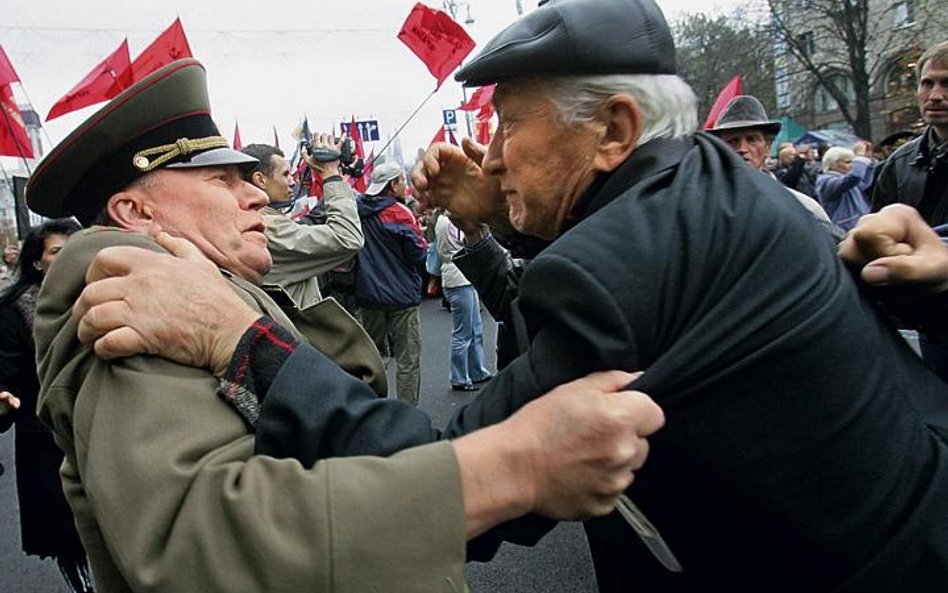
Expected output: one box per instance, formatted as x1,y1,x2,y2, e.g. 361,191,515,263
26,57,665,593
64,1,948,592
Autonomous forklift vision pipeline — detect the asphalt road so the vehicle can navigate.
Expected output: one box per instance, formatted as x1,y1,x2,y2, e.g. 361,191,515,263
0,296,597,592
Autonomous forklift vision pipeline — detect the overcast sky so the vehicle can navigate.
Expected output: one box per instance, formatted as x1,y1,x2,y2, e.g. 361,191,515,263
2,0,739,168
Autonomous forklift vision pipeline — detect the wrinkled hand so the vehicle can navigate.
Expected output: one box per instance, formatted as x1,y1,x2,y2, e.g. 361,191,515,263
0,391,20,416
509,370,663,520
839,204,948,292
73,232,260,376
411,138,504,223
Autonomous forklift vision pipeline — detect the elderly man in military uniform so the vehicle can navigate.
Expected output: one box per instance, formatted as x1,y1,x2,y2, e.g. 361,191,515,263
25,57,665,593
64,1,948,592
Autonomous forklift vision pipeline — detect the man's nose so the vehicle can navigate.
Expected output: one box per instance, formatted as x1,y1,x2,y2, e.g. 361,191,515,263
482,129,504,176
242,181,269,209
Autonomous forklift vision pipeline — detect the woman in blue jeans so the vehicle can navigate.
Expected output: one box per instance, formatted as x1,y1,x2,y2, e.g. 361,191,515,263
435,214,493,391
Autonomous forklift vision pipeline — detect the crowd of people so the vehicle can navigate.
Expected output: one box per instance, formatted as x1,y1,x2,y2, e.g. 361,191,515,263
0,0,947,592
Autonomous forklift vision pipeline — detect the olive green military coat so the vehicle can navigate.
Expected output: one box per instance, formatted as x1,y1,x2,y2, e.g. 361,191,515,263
34,228,466,593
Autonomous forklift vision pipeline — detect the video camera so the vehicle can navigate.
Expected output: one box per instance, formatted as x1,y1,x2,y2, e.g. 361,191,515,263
302,137,364,179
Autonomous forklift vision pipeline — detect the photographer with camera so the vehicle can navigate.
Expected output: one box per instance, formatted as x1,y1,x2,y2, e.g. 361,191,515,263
240,134,363,310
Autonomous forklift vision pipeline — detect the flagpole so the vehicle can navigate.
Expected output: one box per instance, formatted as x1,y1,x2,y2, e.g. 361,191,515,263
369,89,437,166
16,85,55,152
0,101,33,176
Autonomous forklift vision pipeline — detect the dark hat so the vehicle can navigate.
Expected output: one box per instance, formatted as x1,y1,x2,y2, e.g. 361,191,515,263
878,130,914,148
707,95,782,137
27,59,257,226
455,0,676,87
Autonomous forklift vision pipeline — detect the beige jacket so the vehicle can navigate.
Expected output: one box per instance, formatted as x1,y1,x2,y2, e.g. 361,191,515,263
263,179,363,309
35,228,465,593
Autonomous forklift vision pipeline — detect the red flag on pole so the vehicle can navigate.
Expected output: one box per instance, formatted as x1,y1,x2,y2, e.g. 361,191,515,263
459,84,495,112
233,121,242,150
47,39,132,121
0,45,20,87
130,18,193,82
429,126,458,147
0,84,35,158
703,74,743,130
347,117,368,193
397,3,476,90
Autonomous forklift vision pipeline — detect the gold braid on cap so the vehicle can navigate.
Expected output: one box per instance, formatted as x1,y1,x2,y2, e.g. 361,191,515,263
131,136,230,172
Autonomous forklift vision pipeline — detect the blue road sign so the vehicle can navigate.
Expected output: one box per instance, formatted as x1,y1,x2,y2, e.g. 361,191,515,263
443,109,457,126
341,120,381,141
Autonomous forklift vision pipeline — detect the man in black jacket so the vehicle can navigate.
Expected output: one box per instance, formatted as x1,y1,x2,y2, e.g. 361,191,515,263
872,40,948,379
71,1,948,592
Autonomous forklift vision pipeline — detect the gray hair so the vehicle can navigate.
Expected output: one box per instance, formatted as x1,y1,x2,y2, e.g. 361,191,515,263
821,146,855,173
540,74,699,145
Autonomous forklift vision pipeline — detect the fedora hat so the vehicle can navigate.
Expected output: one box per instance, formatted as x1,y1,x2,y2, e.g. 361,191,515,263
707,95,782,137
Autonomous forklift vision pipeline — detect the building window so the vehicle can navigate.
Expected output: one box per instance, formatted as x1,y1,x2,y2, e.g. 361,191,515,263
796,31,815,58
893,0,915,28
814,75,855,113
885,60,917,97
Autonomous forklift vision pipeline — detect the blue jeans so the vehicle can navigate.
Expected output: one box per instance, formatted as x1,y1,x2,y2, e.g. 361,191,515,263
443,285,492,386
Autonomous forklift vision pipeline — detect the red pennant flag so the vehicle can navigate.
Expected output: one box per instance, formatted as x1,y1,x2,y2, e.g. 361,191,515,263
429,126,458,147
47,40,132,121
130,18,193,82
703,74,743,130
0,84,35,158
273,125,280,150
0,45,20,87
233,121,242,150
459,84,495,112
397,3,476,90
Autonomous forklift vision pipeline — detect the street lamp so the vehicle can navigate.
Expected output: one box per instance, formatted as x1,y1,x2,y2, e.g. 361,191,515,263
443,0,475,137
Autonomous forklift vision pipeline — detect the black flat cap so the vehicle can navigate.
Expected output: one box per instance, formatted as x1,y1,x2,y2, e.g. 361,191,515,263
455,0,676,87
27,58,257,226
707,95,782,137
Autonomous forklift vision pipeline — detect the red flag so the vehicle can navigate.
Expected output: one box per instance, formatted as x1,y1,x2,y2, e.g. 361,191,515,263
429,126,458,147
233,121,242,150
347,117,368,193
0,45,20,87
273,125,280,150
703,74,743,130
130,18,193,82
0,84,35,158
397,3,476,89
459,84,495,112
47,40,132,121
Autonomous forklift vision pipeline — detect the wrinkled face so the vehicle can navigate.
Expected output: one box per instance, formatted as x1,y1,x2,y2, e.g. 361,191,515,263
37,234,68,273
140,166,271,284
718,129,771,170
482,81,602,240
918,59,948,135
261,155,295,202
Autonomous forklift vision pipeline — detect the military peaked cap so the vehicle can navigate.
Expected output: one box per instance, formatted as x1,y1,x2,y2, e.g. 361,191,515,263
455,0,676,87
27,59,257,226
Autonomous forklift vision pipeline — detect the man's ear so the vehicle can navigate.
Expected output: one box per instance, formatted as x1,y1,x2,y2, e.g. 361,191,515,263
251,171,268,190
106,190,157,233
592,95,642,173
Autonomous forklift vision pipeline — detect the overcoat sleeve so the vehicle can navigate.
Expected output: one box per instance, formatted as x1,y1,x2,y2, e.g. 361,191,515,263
34,228,466,593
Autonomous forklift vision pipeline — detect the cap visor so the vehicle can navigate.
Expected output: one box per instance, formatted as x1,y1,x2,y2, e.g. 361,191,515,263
165,147,258,172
